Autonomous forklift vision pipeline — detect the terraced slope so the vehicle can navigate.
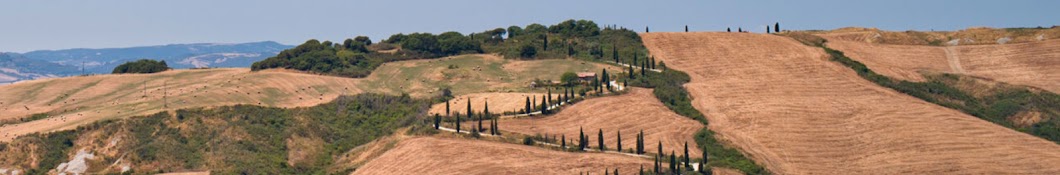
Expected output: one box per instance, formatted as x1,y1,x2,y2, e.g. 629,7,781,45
351,137,650,175
824,37,1060,92
641,32,1060,174
498,88,704,157
429,92,543,116
0,68,362,142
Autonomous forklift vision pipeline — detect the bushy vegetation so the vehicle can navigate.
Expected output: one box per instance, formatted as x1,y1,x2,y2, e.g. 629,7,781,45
112,59,169,74
623,69,768,174
251,19,648,78
819,44,1060,143
3,93,430,174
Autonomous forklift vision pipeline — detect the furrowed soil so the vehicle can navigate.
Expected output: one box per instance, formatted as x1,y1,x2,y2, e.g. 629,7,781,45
497,88,704,158
350,137,651,175
641,32,1060,174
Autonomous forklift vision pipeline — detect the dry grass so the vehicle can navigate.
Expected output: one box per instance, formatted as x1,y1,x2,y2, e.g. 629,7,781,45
351,137,651,175
818,27,1060,45
429,92,543,116
0,68,362,142
823,36,1060,93
497,88,704,157
641,32,1060,174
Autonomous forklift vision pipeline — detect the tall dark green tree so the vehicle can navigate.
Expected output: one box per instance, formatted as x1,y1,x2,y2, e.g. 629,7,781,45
579,127,587,150
446,99,451,116
542,34,549,51
727,27,732,32
617,130,622,152
598,128,605,151
612,45,619,63
701,146,709,174
670,151,677,173
684,142,691,169
654,155,660,173
636,130,644,154
481,100,489,132
645,26,650,33
685,25,689,32
767,26,771,34
602,69,611,91
456,112,461,133
568,44,575,56
628,64,634,79
651,56,656,69
775,22,780,33
434,114,440,129
562,134,567,148
466,97,473,131
658,141,664,159
525,97,531,114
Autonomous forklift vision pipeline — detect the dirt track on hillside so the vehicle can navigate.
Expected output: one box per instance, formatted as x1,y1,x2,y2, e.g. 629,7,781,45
0,68,362,142
498,88,704,158
351,137,651,175
641,32,1060,174
824,36,1060,93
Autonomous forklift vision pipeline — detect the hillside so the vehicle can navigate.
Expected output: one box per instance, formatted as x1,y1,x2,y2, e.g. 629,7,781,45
816,27,1060,46
641,32,1060,174
497,88,704,157
351,137,651,175
18,41,291,74
823,36,1060,93
429,92,543,116
0,53,79,84
0,68,361,142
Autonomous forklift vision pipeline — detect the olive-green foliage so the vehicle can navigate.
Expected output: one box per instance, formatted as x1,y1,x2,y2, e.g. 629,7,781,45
112,59,169,74
623,69,768,174
822,46,1060,143
10,93,429,174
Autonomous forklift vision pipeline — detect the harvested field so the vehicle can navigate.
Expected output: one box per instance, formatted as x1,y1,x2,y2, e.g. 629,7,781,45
641,32,1060,174
358,54,621,98
429,92,543,116
0,68,362,142
351,137,651,175
824,37,1060,92
497,88,704,157
818,27,1060,45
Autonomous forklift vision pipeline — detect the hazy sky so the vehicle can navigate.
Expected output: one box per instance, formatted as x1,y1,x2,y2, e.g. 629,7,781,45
2,0,1057,52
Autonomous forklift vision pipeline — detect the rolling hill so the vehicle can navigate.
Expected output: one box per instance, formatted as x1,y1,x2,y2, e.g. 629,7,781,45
641,32,1060,174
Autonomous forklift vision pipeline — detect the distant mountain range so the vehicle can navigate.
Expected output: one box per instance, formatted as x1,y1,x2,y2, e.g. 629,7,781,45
0,41,292,84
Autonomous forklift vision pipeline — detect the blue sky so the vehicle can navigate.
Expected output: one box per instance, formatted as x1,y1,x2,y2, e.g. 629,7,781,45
2,0,1057,52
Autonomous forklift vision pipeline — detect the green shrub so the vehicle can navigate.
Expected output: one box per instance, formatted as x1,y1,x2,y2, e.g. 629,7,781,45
112,59,169,74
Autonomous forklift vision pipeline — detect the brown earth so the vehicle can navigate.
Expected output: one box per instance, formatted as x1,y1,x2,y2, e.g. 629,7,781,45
429,92,543,116
0,68,362,142
351,137,651,175
641,32,1060,174
824,36,1060,93
497,88,704,157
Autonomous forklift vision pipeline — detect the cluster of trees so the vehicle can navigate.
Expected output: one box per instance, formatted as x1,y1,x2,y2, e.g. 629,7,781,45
112,59,169,74
250,38,385,77
436,98,503,136
384,32,483,56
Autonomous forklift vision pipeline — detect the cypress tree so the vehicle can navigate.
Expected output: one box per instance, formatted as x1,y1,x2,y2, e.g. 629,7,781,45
775,22,780,33
525,97,531,114
612,45,619,63
738,27,743,32
541,95,548,114
701,146,709,174
767,26,771,34
645,26,649,33
636,130,644,154
641,60,646,76
562,134,566,148
670,151,677,173
640,165,644,175
727,27,731,32
547,88,552,105
579,127,586,150
685,25,689,32
598,128,605,151
614,168,618,175
684,142,690,169
456,112,461,133
466,98,472,125
480,101,488,132
650,56,656,69
434,114,440,129
617,130,622,152
633,51,638,65
494,118,500,135
658,141,663,159
602,69,611,91
543,34,549,51
445,99,451,116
